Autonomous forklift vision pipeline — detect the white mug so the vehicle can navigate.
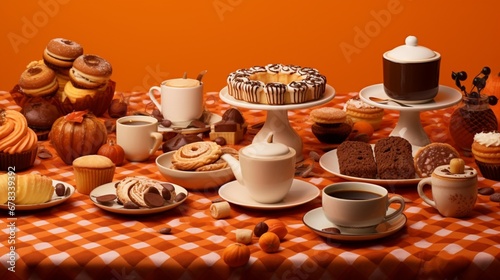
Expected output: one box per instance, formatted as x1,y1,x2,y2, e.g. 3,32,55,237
116,115,163,162
148,78,203,126
322,182,405,233
417,164,478,217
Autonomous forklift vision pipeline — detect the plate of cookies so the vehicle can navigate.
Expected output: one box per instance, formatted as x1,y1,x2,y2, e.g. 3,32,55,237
320,137,423,186
0,174,75,211
89,177,188,215
156,142,237,190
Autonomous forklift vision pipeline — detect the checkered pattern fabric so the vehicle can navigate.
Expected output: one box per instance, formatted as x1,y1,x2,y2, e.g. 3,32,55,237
1,90,500,279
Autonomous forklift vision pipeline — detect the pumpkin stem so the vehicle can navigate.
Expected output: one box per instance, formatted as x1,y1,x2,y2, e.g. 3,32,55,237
65,110,89,123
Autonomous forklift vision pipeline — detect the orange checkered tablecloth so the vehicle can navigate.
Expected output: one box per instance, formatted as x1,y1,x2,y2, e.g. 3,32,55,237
1,90,500,280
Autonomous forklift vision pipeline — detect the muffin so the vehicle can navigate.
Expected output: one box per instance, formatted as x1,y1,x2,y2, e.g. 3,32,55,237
73,155,115,194
310,107,352,144
58,54,115,116
472,132,500,181
21,99,62,141
344,96,384,130
0,109,38,171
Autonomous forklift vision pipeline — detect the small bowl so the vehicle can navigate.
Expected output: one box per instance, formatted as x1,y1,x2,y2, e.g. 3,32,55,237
156,151,235,191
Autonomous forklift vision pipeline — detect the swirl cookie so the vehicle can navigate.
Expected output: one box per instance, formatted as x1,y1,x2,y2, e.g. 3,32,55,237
171,141,222,171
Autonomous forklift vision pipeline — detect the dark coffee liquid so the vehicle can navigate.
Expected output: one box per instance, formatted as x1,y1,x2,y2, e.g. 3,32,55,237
123,121,151,126
327,190,381,200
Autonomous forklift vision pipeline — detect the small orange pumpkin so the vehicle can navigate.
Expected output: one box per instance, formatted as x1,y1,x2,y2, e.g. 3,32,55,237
483,71,500,130
258,232,280,253
265,219,288,241
223,243,250,267
98,139,125,166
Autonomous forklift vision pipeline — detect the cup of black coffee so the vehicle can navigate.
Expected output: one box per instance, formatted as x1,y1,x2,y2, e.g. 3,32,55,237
322,182,405,233
383,35,440,103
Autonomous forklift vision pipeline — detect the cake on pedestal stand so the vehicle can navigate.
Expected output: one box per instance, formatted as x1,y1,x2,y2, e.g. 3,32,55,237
220,85,335,161
359,84,462,147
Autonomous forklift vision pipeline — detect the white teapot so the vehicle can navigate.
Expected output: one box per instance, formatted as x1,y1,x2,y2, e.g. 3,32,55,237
221,132,296,203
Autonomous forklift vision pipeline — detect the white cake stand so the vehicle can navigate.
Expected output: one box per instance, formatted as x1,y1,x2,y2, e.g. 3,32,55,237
220,85,335,161
359,84,462,147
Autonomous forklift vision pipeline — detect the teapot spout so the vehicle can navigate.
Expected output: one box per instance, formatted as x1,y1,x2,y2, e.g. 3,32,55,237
221,153,244,185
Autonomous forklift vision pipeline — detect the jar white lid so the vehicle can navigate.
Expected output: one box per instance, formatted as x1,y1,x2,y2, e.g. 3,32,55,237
384,35,439,62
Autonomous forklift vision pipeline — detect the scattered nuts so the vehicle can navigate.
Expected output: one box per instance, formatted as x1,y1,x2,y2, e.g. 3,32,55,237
478,187,495,196
123,201,140,209
489,193,500,202
55,183,66,196
214,137,226,146
253,222,268,237
159,227,172,234
95,194,117,204
160,119,172,127
321,227,341,234
174,192,187,202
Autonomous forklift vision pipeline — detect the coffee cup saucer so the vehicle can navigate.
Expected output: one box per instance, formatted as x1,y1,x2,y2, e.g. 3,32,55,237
303,207,407,241
157,112,222,134
218,179,320,210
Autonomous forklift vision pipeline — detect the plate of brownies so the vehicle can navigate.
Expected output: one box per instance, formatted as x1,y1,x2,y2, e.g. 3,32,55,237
320,136,422,186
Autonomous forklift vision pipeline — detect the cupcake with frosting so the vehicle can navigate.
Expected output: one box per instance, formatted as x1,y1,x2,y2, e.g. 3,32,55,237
471,131,500,181
0,109,38,171
343,96,384,130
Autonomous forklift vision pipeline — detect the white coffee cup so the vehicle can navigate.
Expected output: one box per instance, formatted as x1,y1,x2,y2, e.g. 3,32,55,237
148,78,203,126
116,115,163,162
417,164,478,217
322,182,405,233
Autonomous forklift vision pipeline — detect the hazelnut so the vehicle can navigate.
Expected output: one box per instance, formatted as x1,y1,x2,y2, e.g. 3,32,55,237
253,222,268,237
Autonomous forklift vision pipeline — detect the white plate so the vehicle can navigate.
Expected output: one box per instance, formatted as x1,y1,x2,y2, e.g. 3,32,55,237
89,181,188,215
359,84,462,111
218,179,320,210
157,113,222,134
319,144,422,186
0,180,74,211
219,84,335,111
303,207,407,241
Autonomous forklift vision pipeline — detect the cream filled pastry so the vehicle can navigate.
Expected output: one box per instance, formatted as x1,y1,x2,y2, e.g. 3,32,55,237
62,82,99,103
18,61,59,97
227,64,327,105
43,38,84,71
69,54,112,89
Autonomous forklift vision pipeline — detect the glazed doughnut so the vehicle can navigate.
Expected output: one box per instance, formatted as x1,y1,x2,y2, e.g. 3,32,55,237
43,38,83,70
69,54,112,89
172,142,222,171
18,61,59,97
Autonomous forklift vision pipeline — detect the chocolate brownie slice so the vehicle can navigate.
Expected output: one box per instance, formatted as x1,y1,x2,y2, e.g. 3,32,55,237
337,141,377,178
374,136,415,179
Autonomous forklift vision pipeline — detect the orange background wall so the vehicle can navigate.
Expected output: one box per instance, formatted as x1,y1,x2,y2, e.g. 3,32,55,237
1,0,499,95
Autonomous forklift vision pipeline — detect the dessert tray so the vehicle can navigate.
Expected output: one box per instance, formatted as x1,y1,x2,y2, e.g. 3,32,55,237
303,207,407,241
89,181,188,215
157,113,222,134
0,180,75,211
319,144,422,186
359,84,462,147
218,179,320,210
220,85,335,161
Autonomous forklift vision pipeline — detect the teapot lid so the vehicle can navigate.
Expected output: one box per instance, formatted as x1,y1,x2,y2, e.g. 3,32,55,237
385,35,439,62
242,142,290,157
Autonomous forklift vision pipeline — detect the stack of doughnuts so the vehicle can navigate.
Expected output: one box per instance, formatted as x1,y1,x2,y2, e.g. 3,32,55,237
10,37,115,118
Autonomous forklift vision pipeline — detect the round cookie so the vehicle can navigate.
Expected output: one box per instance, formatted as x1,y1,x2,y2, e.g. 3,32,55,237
18,62,58,97
310,107,352,144
69,54,112,89
344,96,384,130
43,38,83,71
414,143,460,177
